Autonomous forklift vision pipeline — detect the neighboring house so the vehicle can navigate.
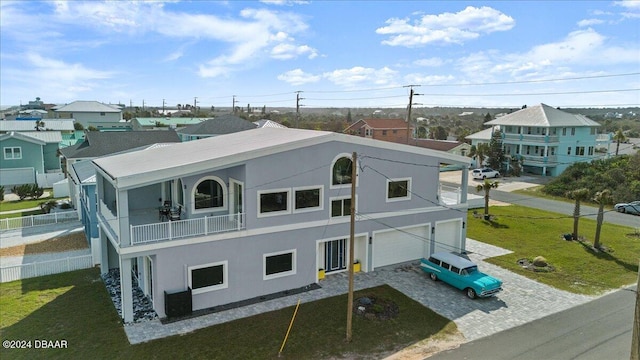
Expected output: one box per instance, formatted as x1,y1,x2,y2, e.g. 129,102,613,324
466,128,494,148
0,131,63,187
60,131,182,217
468,103,602,176
177,115,257,141
253,119,287,129
72,160,98,248
53,101,122,128
0,119,75,134
409,139,471,157
344,118,413,143
92,127,472,322
131,117,205,131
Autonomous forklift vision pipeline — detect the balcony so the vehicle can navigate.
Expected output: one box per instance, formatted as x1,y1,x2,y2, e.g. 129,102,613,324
503,133,559,143
129,212,245,245
521,155,558,166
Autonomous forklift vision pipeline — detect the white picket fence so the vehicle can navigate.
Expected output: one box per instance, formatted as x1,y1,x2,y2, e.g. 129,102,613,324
0,211,78,231
0,255,93,283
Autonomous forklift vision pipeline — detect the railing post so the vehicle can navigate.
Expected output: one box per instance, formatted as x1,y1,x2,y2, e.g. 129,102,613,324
130,224,134,245
204,216,208,235
55,212,58,223
168,222,172,240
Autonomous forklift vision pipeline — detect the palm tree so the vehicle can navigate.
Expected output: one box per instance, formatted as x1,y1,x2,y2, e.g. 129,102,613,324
476,179,499,219
593,189,612,250
470,143,490,168
567,188,590,240
613,129,626,156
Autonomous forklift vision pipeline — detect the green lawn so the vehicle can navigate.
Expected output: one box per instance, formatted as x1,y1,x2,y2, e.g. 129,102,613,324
467,205,640,295
0,269,457,360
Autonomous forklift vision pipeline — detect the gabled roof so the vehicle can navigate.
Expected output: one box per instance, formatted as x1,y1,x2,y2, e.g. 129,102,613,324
93,127,471,189
59,130,181,159
0,120,75,132
254,119,287,128
412,139,469,152
344,118,411,132
177,115,257,135
0,131,46,145
133,117,206,127
16,131,63,143
54,101,121,113
484,104,600,127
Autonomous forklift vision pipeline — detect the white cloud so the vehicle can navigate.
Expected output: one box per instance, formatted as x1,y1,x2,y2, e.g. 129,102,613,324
377,6,515,47
413,57,446,67
260,0,310,5
404,73,455,84
577,18,604,27
271,43,318,59
277,68,321,85
323,66,398,87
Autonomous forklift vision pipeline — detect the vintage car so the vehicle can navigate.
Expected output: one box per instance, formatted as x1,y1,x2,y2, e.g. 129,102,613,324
420,252,502,299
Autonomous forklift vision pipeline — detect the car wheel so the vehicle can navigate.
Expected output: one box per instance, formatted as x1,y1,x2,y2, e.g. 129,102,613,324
466,288,477,299
495,173,500,178
620,208,626,213
430,272,437,281
482,176,486,179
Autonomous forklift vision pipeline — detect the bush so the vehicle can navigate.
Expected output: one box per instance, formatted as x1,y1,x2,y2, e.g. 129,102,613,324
11,184,31,200
40,200,58,214
532,256,548,267
0,185,4,201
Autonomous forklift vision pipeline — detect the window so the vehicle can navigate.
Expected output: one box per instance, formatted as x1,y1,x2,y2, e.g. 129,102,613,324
3,147,21,159
550,147,556,155
392,130,397,134
588,146,594,156
382,130,387,135
100,112,106,116
591,128,596,135
294,187,322,212
259,189,290,215
562,128,567,136
332,156,353,186
331,197,352,217
365,128,372,137
194,177,225,210
571,128,576,135
188,261,228,294
386,178,411,201
567,147,571,155
264,250,296,279
576,146,585,156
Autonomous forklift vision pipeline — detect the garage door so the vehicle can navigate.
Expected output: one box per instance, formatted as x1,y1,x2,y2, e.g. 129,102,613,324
434,219,463,254
0,168,35,187
373,225,429,269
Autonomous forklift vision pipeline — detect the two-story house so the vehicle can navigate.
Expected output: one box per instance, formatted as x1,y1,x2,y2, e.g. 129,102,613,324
469,104,602,176
92,127,471,322
53,101,122,128
0,131,64,187
176,115,257,141
344,118,413,143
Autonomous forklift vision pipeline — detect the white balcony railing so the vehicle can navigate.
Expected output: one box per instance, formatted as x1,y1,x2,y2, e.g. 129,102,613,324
130,213,245,245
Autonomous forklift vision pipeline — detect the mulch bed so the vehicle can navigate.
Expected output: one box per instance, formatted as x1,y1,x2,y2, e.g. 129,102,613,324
0,231,88,257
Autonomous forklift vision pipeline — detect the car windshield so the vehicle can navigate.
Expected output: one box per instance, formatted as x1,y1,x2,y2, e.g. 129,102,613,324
461,266,478,275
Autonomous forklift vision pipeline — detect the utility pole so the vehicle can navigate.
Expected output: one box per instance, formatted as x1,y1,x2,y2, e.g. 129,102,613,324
142,99,145,111
404,85,421,144
162,99,165,114
346,151,357,342
129,99,133,110
232,95,237,114
296,91,304,128
631,260,640,360
193,97,198,113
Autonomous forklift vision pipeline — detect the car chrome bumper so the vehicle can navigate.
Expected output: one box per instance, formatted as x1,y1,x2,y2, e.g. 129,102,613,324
480,287,502,297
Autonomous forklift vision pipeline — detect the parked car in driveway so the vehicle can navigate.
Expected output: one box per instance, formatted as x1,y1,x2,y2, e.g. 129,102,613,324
614,200,640,215
472,167,500,180
420,252,503,299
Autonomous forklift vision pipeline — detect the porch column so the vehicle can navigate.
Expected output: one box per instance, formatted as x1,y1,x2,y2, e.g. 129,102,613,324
119,257,134,323
117,190,130,247
100,229,108,275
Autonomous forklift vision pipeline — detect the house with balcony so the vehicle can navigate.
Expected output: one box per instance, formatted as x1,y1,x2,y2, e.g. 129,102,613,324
468,104,602,176
92,127,471,322
53,101,122,128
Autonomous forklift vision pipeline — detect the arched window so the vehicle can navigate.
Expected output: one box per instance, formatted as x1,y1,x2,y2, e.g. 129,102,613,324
332,157,352,185
194,178,224,209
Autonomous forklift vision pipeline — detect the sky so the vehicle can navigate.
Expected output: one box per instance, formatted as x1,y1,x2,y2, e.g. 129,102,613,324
1,0,639,110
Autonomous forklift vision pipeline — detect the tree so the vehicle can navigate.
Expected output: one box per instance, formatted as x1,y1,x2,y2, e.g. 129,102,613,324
484,112,492,122
567,188,590,240
476,179,499,219
346,109,352,123
487,129,505,171
613,129,626,156
593,189,612,250
473,143,490,168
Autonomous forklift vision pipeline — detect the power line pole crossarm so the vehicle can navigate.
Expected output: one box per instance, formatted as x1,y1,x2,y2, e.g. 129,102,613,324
404,85,422,144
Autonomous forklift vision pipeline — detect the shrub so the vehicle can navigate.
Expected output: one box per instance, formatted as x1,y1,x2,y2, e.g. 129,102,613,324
40,200,58,214
532,256,548,267
11,184,31,200
0,185,4,201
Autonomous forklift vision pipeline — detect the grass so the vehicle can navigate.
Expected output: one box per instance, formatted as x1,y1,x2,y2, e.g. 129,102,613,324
467,205,640,295
513,186,615,210
0,269,457,360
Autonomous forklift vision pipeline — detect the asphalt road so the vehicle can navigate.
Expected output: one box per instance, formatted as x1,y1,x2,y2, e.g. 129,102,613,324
489,189,640,229
430,286,637,360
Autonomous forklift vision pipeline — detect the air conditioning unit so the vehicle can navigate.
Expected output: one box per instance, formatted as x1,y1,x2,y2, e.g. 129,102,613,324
164,287,192,318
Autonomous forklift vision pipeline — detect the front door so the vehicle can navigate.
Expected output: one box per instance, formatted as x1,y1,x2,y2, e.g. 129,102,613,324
325,239,346,272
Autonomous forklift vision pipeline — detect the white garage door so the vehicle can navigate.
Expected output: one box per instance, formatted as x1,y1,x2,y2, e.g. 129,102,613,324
434,219,463,254
0,168,35,187
373,225,429,269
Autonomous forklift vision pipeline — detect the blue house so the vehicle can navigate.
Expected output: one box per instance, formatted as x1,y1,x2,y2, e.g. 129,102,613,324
0,131,63,187
468,104,603,176
92,127,472,322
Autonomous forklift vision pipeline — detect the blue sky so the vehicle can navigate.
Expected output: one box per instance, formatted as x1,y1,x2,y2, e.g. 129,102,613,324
1,0,638,109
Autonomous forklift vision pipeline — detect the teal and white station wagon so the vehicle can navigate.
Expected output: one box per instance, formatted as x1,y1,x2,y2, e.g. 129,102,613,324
420,252,503,299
